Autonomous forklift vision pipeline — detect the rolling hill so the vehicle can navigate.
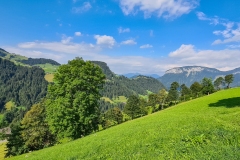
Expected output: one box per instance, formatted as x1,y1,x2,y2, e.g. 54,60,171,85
123,73,160,79
159,66,240,88
10,87,240,160
0,48,60,73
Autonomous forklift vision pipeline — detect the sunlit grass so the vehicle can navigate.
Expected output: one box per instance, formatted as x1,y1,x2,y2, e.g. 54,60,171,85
44,74,54,82
34,64,59,74
101,97,114,104
4,101,15,111
112,96,128,103
0,142,6,159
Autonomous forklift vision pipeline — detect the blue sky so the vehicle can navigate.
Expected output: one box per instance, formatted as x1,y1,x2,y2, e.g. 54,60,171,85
1,0,240,75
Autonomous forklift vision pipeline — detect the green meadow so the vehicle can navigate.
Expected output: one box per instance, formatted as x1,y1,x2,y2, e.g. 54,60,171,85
10,88,240,160
44,74,54,82
34,63,59,74
0,142,6,160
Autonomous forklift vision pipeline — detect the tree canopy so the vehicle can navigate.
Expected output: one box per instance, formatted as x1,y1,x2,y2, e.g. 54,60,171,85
123,95,142,119
167,82,179,103
190,82,202,97
45,58,105,140
201,77,214,95
21,101,55,151
225,74,234,88
214,77,224,90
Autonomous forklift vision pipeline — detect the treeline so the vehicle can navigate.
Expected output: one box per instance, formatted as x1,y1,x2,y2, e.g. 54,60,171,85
20,58,61,66
101,75,234,129
0,58,48,127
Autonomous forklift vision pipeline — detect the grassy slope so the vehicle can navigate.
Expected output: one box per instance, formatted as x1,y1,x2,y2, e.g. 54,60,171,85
101,96,128,104
44,74,54,82
34,63,59,74
10,88,240,160
0,142,6,160
112,96,128,103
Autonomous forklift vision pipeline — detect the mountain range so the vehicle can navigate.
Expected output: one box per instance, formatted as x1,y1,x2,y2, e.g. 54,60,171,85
158,66,240,88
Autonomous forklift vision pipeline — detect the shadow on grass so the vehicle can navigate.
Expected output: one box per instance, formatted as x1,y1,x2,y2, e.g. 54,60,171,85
209,97,240,108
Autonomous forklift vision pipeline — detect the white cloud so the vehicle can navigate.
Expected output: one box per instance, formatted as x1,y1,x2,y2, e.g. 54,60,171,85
18,41,98,54
197,12,240,45
94,35,116,48
75,32,82,36
140,44,153,49
227,44,240,49
72,2,92,13
196,12,220,25
168,44,240,71
61,35,73,44
121,39,137,45
119,0,198,19
169,44,195,57
118,27,130,33
212,26,240,45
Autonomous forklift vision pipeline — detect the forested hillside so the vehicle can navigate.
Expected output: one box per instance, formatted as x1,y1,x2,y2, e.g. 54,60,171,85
92,61,166,99
19,58,60,66
90,61,166,113
0,58,48,109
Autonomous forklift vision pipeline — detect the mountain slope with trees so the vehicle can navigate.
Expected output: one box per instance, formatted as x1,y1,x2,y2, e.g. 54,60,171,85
0,58,48,127
0,58,48,109
91,61,166,99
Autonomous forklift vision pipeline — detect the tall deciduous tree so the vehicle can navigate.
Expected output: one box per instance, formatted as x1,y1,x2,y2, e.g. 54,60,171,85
158,89,168,110
201,77,214,95
148,93,160,111
167,82,179,105
45,58,105,140
5,123,25,158
21,101,55,151
123,95,141,119
139,97,148,115
104,107,123,124
190,82,202,98
180,84,191,101
224,74,234,88
214,77,224,90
